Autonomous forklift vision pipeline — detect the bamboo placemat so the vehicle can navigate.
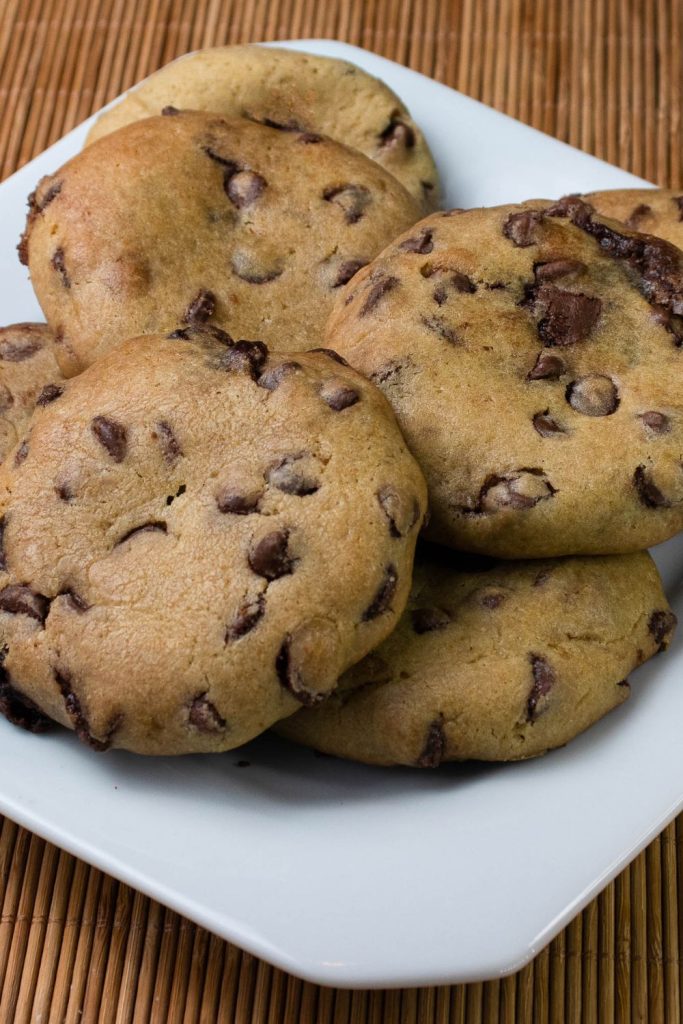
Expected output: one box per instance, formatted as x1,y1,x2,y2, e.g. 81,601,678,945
0,0,682,1020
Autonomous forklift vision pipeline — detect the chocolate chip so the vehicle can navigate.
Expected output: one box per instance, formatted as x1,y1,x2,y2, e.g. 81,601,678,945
533,410,567,437
416,716,446,768
633,465,671,507
36,383,63,406
359,275,399,316
267,454,320,496
161,105,180,115
216,487,261,514
14,440,29,467
165,484,186,506
527,352,566,380
55,481,73,502
412,608,451,634
0,338,41,362
117,522,167,546
533,259,587,281
51,248,70,288
226,169,267,208
426,268,477,304
530,285,602,346
308,348,350,366
257,360,302,391
323,184,371,225
61,589,89,612
625,204,652,229
503,210,543,247
361,565,398,621
566,375,619,416
91,416,127,462
377,485,421,537
399,230,434,254
249,530,294,580
18,180,63,266
420,314,459,344
188,694,226,733
155,420,183,464
648,609,677,649
55,669,118,751
476,469,556,512
481,592,506,609
0,668,51,733
639,411,670,434
0,585,49,623
225,593,265,642
275,636,327,707
379,117,415,149
220,340,268,379
331,259,366,288
231,253,283,284
527,654,555,721
183,289,216,324
320,382,360,410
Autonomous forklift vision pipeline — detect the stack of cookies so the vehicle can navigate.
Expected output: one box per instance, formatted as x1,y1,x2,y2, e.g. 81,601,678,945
0,45,678,767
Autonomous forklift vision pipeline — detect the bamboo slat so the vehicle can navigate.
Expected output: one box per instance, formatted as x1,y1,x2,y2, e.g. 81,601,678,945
0,0,682,1020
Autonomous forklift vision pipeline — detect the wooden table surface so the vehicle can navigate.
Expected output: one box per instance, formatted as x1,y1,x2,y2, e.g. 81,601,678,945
1,1,682,1021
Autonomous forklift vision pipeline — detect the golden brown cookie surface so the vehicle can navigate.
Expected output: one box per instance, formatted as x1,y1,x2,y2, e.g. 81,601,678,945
277,548,674,765
86,45,440,211
0,330,426,754
21,111,421,376
326,197,683,557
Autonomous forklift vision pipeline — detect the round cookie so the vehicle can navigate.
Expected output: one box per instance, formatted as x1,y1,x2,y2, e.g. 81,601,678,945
20,110,421,377
0,328,427,754
326,196,683,557
85,45,440,211
584,189,683,249
276,547,675,765
0,324,64,463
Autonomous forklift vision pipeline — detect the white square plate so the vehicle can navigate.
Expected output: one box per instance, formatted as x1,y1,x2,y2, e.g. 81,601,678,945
0,39,681,990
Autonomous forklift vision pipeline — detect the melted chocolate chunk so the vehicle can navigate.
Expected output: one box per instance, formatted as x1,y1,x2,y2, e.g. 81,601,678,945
321,383,360,411
267,454,320,496
323,184,371,224
361,565,398,621
379,117,415,149
532,410,567,437
155,420,183,464
275,637,327,707
503,210,543,247
36,383,64,406
633,465,671,508
188,694,226,733
55,669,118,751
0,337,41,362
412,608,451,634
529,284,602,346
184,289,216,324
526,654,555,721
51,248,70,288
416,716,446,768
331,260,367,288
91,416,127,462
257,360,302,391
399,230,434,254
0,655,51,733
648,609,677,649
527,351,566,380
220,340,268,379
359,275,399,316
248,530,295,580
0,585,49,623
161,105,180,115
225,594,265,642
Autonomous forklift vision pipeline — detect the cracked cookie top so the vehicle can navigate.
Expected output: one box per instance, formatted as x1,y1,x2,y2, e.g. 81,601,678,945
326,198,683,557
0,328,426,754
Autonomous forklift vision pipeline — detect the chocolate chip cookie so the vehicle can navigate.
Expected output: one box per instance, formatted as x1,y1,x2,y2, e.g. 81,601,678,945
277,547,674,765
0,324,64,464
85,45,440,211
20,110,421,376
0,329,426,754
326,197,683,557
584,188,683,250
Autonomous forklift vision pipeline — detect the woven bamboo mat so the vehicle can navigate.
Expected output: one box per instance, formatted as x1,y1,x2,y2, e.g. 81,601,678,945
0,0,682,1020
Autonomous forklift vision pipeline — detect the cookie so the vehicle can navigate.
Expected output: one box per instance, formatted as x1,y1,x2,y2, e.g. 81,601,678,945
85,45,440,211
583,188,683,249
21,110,421,376
0,329,427,754
277,548,674,765
326,196,683,557
0,324,64,463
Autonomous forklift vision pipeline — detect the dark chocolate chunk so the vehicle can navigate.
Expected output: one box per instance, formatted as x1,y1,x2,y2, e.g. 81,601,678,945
527,351,566,380
36,383,63,406
183,289,216,324
331,260,366,288
161,105,180,115
61,589,89,613
188,694,226,733
323,184,371,224
476,469,556,512
267,454,320,496
51,248,70,288
248,530,295,580
320,383,360,411
275,636,327,707
503,210,543,247
55,669,118,751
416,716,446,768
399,230,434,254
359,275,399,316
0,585,49,624
220,339,268,379
633,465,671,508
361,565,398,621
0,337,41,362
0,655,51,733
648,609,677,649
91,416,127,462
526,654,555,721
530,284,602,346
532,410,567,437
225,594,265,642
155,420,183,464
377,485,421,538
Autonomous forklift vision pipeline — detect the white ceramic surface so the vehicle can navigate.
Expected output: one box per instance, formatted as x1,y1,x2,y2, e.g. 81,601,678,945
0,39,680,990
